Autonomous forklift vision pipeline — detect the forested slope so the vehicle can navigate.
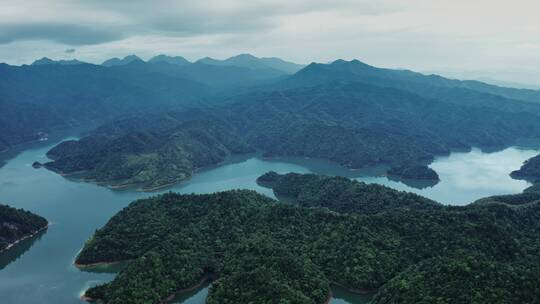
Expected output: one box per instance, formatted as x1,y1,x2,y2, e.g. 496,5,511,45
0,204,48,252
42,117,253,190
257,171,439,214
0,58,285,152
43,81,540,189
511,154,540,181
76,174,540,304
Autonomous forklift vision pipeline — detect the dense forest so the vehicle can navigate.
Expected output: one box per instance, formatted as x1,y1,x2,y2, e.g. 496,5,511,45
42,118,253,190
0,204,48,252
42,76,540,189
77,173,540,304
257,171,439,214
511,154,540,181
0,54,294,153
386,164,439,181
525,182,540,193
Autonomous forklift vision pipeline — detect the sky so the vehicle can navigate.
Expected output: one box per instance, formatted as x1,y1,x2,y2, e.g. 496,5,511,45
1,0,540,86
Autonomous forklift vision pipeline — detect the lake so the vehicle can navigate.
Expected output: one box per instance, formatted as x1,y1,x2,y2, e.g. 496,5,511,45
0,139,537,303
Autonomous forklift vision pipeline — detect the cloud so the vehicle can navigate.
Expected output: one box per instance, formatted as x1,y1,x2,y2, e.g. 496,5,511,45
65,48,76,53
0,0,397,44
0,23,124,45
0,0,539,86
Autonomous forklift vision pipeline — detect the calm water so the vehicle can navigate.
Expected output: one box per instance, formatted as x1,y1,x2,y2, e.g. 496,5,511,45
0,139,537,304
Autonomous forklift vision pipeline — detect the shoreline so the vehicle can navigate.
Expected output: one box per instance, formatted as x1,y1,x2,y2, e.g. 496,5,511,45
0,224,48,254
74,261,373,303
324,291,333,304
60,170,89,177
331,281,376,295
80,295,94,302
74,259,128,269
140,181,180,192
76,260,127,303
42,164,89,177
79,273,211,303
160,275,212,303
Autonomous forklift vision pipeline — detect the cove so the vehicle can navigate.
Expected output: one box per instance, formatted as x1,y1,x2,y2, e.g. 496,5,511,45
0,138,538,303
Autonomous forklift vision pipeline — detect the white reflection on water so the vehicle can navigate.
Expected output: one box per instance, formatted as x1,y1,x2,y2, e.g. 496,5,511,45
357,147,538,205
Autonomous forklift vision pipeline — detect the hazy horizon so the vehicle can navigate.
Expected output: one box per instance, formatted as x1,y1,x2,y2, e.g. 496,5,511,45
1,0,540,85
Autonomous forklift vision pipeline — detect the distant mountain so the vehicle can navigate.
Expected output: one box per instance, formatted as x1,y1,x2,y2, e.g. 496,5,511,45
283,59,540,104
148,54,191,66
197,54,305,74
6,55,540,172
125,59,286,88
102,55,144,67
0,57,289,153
424,70,540,90
0,61,211,151
475,77,540,90
31,57,85,66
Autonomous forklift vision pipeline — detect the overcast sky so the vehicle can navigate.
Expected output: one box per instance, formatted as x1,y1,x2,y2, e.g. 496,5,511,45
1,0,540,85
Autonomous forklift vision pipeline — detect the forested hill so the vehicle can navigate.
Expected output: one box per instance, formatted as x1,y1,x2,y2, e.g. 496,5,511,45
511,154,540,182
0,62,204,151
0,204,48,252
4,56,540,155
0,58,286,152
282,59,540,105
76,174,540,304
42,80,540,189
42,117,254,190
256,171,439,214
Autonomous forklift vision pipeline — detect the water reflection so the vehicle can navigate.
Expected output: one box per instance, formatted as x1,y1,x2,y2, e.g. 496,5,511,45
262,147,538,205
386,175,439,189
167,283,374,304
0,230,47,271
77,261,129,274
169,282,211,304
330,285,372,304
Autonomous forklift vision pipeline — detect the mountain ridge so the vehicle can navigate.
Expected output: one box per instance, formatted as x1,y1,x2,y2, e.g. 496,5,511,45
102,55,144,67
31,57,86,66
148,54,191,65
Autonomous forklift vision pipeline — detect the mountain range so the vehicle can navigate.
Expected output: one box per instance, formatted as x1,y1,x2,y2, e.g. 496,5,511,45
3,56,540,185
99,53,305,74
37,59,540,189
0,54,300,150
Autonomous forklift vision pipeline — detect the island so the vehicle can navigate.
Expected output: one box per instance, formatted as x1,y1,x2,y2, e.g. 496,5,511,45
256,171,439,214
75,173,540,304
387,164,440,181
0,204,48,253
511,154,540,182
